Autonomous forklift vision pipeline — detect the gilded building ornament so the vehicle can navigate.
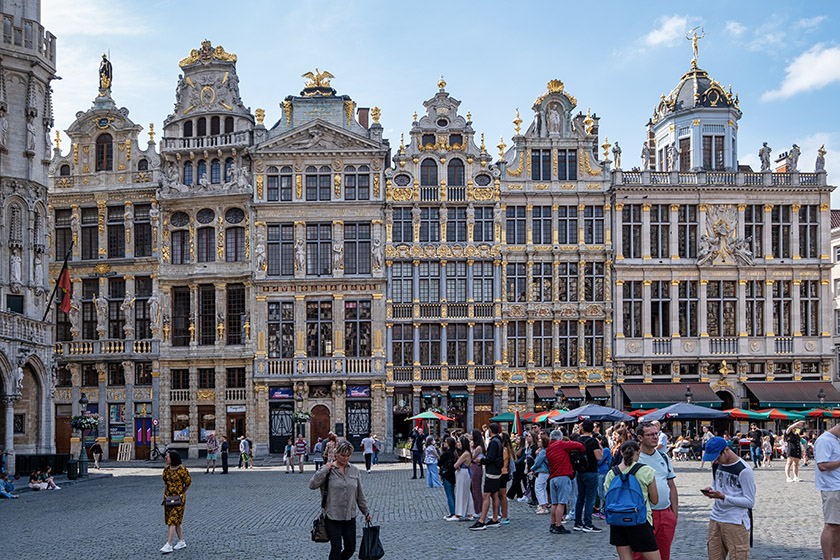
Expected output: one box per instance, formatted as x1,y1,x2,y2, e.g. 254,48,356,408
217,227,225,260
506,151,523,176
498,137,506,160
302,68,335,88
284,100,292,126
373,174,380,198
256,174,264,199
344,101,353,125
513,108,522,135
73,143,79,164
255,108,265,125
125,139,131,160
334,174,341,198
148,123,155,143
371,106,381,124
583,152,603,176
178,41,237,67
97,200,106,234
295,174,302,199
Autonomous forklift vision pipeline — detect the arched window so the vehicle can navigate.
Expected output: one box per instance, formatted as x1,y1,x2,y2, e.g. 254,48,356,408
280,166,293,201
305,165,331,201
224,117,234,134
59,164,70,176
184,162,193,185
95,133,113,171
224,157,234,183
183,121,193,137
8,203,22,243
211,159,221,183
420,159,437,186
137,159,148,171
197,117,206,137
447,159,465,186
210,116,220,136
266,166,279,201
197,160,207,183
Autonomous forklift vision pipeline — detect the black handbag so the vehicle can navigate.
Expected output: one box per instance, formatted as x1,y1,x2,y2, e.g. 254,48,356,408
162,495,182,507
311,469,331,543
359,520,384,560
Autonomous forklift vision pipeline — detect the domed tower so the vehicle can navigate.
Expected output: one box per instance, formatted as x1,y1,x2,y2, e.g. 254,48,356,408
647,34,741,172
0,0,57,465
48,56,161,460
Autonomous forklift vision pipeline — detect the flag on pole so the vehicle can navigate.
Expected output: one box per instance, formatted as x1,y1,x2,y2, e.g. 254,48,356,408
58,265,71,313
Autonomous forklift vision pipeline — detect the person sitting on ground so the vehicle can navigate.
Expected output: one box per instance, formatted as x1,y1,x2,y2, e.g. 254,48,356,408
29,469,48,491
39,466,60,490
0,471,18,498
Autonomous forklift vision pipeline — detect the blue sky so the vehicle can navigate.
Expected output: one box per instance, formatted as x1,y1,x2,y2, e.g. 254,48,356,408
42,1,840,202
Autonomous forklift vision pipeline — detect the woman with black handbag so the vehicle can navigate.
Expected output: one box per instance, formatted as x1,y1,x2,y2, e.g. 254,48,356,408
160,450,191,554
309,441,371,560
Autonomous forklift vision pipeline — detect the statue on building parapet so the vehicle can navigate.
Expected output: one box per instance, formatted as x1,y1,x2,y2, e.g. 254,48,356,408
612,141,622,169
816,144,827,172
99,54,113,97
787,144,801,171
641,142,651,168
668,142,680,171
759,142,772,171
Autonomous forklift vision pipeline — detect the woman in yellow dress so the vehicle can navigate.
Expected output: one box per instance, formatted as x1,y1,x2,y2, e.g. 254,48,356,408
161,450,191,554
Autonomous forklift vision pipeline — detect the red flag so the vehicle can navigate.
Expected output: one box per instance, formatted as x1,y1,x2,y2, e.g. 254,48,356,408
58,267,71,313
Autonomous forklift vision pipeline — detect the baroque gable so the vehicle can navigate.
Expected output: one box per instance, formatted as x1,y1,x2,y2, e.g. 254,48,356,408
257,120,383,154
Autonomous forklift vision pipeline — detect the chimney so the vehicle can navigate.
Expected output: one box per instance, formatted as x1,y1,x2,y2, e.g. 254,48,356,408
357,108,369,129
775,152,789,173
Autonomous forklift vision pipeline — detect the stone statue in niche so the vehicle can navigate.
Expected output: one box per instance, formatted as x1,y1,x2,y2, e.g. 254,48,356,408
547,104,562,135
759,142,772,171
9,247,21,288
33,253,43,289
254,230,266,271
371,237,383,271
147,292,160,326
26,121,36,152
0,110,9,150
332,241,343,270
95,294,108,333
13,365,23,393
294,238,305,272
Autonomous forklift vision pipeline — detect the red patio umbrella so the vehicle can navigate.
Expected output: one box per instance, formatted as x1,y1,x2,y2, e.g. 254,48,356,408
754,408,807,420
802,408,840,418
724,408,769,420
628,409,657,418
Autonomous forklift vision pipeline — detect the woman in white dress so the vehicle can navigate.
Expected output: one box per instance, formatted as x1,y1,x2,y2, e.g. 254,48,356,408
453,435,476,520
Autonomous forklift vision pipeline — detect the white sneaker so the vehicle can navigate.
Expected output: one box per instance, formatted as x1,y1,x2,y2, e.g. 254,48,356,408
794,477,802,482
516,496,528,502
160,543,173,554
173,540,187,550
53,486,61,490
786,477,794,482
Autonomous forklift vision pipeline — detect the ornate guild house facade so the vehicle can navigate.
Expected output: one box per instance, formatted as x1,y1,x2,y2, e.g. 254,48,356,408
40,38,837,460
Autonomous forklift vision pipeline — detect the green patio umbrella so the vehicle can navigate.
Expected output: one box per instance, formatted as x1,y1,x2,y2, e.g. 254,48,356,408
489,412,516,422
724,408,770,421
754,408,807,420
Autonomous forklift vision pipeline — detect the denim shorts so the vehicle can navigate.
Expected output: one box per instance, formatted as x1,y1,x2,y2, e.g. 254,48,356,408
549,475,572,505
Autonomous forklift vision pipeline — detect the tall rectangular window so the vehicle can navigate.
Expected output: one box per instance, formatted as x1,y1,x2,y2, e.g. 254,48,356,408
55,209,73,261
557,262,578,302
225,227,245,262
506,206,526,244
135,362,153,386
419,208,440,242
649,205,669,259
306,223,332,276
198,368,215,389
679,137,691,171
196,227,215,263
583,321,604,366
800,280,819,336
583,206,604,244
583,262,604,302
679,281,698,337
107,206,125,259
472,261,495,303
557,320,578,366
532,206,552,244
391,262,413,304
533,320,553,367
267,224,294,277
473,207,494,242
473,323,494,366
707,281,737,336
171,369,189,390
418,261,440,303
344,222,371,275
56,307,71,342
135,277,154,339
650,281,670,337
419,324,441,365
772,281,792,336
171,230,189,264
267,301,295,358
558,149,577,181
678,205,698,259
771,206,791,258
446,323,468,365
267,170,279,201
226,284,245,345
306,301,333,357
445,261,467,303
532,262,553,302
447,207,467,242
506,262,527,302
172,286,191,346
392,208,413,243
344,165,370,201
799,205,818,258
623,281,643,338
81,207,98,260
280,167,293,201
82,364,98,387
226,367,245,388
108,278,125,339
622,204,642,258
506,321,526,367
745,281,764,337
531,149,551,180
133,204,152,257
305,166,331,201
744,205,763,259
392,324,413,367
198,284,215,345
702,135,724,170
557,206,578,244
82,280,98,340
108,363,125,386
345,300,371,357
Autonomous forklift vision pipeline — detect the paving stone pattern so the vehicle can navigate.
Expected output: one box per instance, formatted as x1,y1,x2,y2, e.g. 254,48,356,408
4,459,822,559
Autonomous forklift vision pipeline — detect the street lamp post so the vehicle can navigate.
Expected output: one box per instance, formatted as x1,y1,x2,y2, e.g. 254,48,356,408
685,387,693,404
78,393,89,478
818,389,826,434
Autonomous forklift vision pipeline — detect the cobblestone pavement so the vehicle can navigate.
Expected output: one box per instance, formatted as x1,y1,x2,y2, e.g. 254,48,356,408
4,458,822,559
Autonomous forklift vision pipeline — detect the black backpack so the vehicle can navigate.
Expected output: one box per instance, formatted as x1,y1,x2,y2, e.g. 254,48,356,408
569,450,589,473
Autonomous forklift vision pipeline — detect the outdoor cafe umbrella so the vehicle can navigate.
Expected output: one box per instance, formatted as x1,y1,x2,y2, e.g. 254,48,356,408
639,402,729,422
802,408,840,418
530,409,564,423
407,411,455,421
512,410,522,435
490,412,516,423
551,404,633,423
754,408,807,421
724,408,770,421
629,409,657,418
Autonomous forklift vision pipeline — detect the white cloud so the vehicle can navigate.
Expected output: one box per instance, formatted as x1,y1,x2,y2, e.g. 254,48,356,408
41,0,151,37
762,44,840,100
796,16,827,29
725,21,746,37
644,15,690,48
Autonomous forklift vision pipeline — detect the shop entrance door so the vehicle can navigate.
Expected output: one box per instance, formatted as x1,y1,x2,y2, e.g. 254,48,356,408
310,405,330,451
227,413,246,449
268,403,293,454
55,408,71,455
346,401,371,450
135,418,151,460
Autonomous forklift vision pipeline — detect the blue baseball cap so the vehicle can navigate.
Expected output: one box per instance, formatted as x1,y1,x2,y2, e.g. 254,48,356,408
702,436,728,462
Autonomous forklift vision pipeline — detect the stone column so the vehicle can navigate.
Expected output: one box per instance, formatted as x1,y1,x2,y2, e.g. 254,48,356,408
670,281,680,337
215,365,226,453
123,361,135,459
123,276,135,340
384,387,394,452
158,365,170,446
295,294,306,359
670,204,680,259
333,294,345,358
189,367,198,458
698,280,709,337
3,396,20,474
614,204,624,259
641,204,651,259
151,363,161,446
332,220,344,278
214,282,226,347
466,386,475,433
763,205,773,260
439,387,448,437
791,205,801,259
737,281,747,337
614,281,624,337
254,384,269,457
412,387,421,416
124,202,134,259
764,281,775,336
792,280,802,337
642,281,652,337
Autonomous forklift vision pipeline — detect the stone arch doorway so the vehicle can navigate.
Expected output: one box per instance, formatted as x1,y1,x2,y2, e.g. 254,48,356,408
310,405,330,452
715,390,735,410
14,363,42,454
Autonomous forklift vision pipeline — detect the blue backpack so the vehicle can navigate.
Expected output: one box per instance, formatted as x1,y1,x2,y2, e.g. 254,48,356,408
604,463,647,527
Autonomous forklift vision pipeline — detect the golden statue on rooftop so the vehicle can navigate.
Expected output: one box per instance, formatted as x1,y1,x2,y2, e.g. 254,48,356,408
686,26,705,65
302,68,335,89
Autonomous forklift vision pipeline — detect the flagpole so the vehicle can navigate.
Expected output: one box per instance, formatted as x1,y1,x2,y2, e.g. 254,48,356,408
41,242,73,323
